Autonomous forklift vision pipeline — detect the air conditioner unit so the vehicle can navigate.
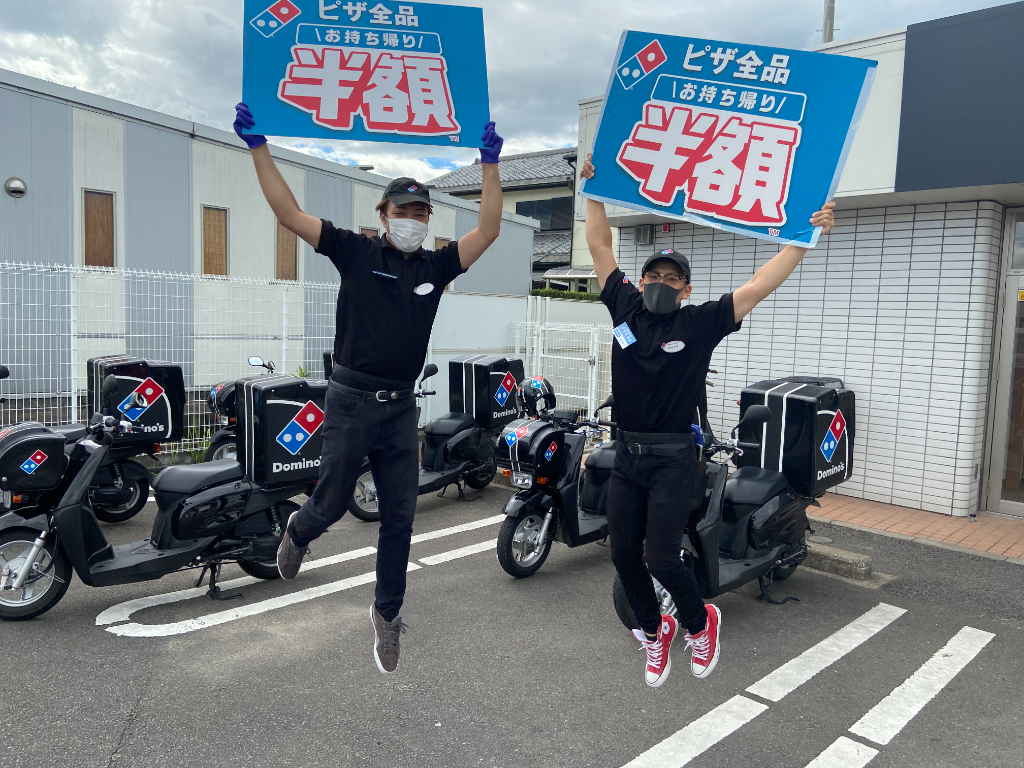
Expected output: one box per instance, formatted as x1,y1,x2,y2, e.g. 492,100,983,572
636,225,652,246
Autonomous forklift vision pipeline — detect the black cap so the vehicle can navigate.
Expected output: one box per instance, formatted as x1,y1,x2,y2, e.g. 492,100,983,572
642,248,691,282
384,177,431,206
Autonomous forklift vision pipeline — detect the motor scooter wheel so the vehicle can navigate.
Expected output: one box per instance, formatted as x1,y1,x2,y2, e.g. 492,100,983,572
0,530,72,621
237,501,300,579
771,538,805,581
612,574,679,631
464,456,496,490
93,478,150,524
497,512,552,577
204,434,237,463
349,467,381,523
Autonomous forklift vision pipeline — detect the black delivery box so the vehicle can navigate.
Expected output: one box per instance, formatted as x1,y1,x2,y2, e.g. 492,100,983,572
236,374,328,490
448,355,525,431
736,379,855,497
496,417,567,481
0,423,67,492
87,356,186,446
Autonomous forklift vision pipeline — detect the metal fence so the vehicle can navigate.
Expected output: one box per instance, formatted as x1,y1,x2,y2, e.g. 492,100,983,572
0,261,339,455
508,321,612,417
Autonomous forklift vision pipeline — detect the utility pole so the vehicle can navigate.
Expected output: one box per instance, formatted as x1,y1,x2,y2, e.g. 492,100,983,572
822,0,836,44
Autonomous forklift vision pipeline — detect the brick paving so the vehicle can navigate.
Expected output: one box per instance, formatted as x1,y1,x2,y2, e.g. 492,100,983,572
814,493,1024,562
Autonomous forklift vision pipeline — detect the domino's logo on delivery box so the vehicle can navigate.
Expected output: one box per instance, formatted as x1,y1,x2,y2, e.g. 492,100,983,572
820,410,847,462
276,401,325,455
20,450,48,475
494,372,517,407
119,377,164,421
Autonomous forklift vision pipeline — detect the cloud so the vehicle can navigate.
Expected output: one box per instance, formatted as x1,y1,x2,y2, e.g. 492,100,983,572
0,0,1009,179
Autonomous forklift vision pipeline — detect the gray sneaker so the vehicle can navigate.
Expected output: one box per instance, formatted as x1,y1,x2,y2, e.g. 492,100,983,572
370,604,408,674
276,510,308,580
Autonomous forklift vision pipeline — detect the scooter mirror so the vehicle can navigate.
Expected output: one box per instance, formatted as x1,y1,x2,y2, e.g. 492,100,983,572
0,365,9,380
739,404,772,427
101,374,119,399
248,356,265,368
127,391,148,410
421,363,438,380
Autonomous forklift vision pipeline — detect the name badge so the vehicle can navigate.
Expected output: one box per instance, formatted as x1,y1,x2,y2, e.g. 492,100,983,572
613,322,637,349
414,282,435,296
662,340,685,353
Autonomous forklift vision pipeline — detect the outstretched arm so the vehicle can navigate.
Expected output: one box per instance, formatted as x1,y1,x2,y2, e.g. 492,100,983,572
457,123,504,269
731,203,836,322
235,103,322,249
580,154,618,289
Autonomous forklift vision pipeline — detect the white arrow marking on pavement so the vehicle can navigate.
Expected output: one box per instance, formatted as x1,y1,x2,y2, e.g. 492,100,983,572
95,546,377,626
106,563,421,638
849,626,995,746
746,603,907,702
419,539,496,565
803,736,879,768
622,695,768,767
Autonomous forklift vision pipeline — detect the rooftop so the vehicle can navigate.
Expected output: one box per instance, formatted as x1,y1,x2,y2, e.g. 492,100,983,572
429,146,577,194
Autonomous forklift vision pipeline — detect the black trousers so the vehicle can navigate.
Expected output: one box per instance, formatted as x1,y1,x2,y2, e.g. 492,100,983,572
608,443,708,636
289,381,419,622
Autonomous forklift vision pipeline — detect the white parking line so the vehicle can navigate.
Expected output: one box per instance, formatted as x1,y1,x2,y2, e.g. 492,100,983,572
746,603,907,702
849,626,995,745
803,736,879,768
622,695,768,767
419,539,496,565
411,515,504,544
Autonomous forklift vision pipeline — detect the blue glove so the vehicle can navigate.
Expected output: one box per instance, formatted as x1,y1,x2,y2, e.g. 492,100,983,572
479,121,503,164
233,102,267,150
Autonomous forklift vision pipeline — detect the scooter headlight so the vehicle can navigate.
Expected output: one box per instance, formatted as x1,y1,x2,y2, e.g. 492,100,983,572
511,471,534,489
220,415,229,426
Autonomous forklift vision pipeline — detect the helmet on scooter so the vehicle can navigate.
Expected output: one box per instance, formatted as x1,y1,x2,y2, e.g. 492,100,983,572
518,375,556,417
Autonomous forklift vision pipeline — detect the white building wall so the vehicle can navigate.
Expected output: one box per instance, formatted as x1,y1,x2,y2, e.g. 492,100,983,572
615,201,1003,517
71,108,125,269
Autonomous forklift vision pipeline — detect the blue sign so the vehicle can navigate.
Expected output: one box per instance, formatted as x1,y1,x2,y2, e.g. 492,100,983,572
581,33,877,247
241,1,491,148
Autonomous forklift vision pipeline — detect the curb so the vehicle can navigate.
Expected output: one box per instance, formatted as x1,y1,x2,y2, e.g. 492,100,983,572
809,514,1024,567
805,542,872,580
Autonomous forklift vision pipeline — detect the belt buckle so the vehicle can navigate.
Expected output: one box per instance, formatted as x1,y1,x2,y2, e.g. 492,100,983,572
628,442,646,455
375,390,392,402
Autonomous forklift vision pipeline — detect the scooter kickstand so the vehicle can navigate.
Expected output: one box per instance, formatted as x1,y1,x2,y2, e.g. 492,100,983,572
756,573,798,605
197,563,244,601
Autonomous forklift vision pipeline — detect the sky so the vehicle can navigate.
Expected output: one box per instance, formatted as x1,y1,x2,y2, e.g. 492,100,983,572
0,0,1009,181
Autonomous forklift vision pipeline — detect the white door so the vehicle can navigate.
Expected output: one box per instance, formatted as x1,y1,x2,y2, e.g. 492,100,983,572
986,210,1024,517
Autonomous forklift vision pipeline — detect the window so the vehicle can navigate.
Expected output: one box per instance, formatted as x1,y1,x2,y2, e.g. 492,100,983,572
515,197,573,231
202,207,228,275
360,227,379,238
276,219,297,281
83,190,115,267
635,224,653,246
435,237,451,250
1012,219,1024,270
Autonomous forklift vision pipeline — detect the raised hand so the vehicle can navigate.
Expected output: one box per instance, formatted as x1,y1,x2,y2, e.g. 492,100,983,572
233,102,268,150
811,201,836,234
480,121,503,164
580,152,595,180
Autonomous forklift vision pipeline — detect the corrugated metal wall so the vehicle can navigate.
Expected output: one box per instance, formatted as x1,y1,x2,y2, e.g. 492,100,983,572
617,201,1003,516
0,88,73,265
304,170,352,284
449,209,533,296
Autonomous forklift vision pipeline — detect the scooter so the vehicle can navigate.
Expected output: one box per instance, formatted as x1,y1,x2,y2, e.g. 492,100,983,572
348,364,503,522
0,374,303,621
611,404,815,630
203,357,280,463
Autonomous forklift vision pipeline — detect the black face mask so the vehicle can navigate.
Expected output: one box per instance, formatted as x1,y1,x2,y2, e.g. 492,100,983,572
642,281,682,315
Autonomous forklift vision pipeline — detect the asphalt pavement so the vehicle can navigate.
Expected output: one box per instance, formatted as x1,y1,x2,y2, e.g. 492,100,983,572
4,485,1022,768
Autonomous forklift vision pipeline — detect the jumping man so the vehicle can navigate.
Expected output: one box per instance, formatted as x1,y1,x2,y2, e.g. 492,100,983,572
581,154,834,687
233,104,504,674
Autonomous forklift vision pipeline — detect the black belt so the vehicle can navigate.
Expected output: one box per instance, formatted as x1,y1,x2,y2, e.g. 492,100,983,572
620,431,694,456
332,365,414,391
328,379,415,402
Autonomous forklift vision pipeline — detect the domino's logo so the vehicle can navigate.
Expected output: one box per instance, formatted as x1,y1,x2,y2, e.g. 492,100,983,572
250,0,301,38
616,40,668,91
544,442,558,461
20,450,48,475
504,423,530,447
494,371,517,407
276,401,325,456
820,410,847,462
119,377,165,421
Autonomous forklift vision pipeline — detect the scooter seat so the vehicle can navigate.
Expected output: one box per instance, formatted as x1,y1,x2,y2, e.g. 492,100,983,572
424,412,476,437
152,459,245,494
52,423,89,442
584,441,617,470
725,466,790,507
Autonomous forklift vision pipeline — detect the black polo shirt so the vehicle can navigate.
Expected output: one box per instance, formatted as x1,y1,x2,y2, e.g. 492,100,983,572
316,220,465,383
601,268,741,434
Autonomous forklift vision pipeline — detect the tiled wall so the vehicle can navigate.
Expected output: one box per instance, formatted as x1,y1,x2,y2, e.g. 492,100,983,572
616,202,1004,516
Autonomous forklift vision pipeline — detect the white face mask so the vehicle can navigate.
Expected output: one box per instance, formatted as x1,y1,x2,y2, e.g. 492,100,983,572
386,218,428,252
